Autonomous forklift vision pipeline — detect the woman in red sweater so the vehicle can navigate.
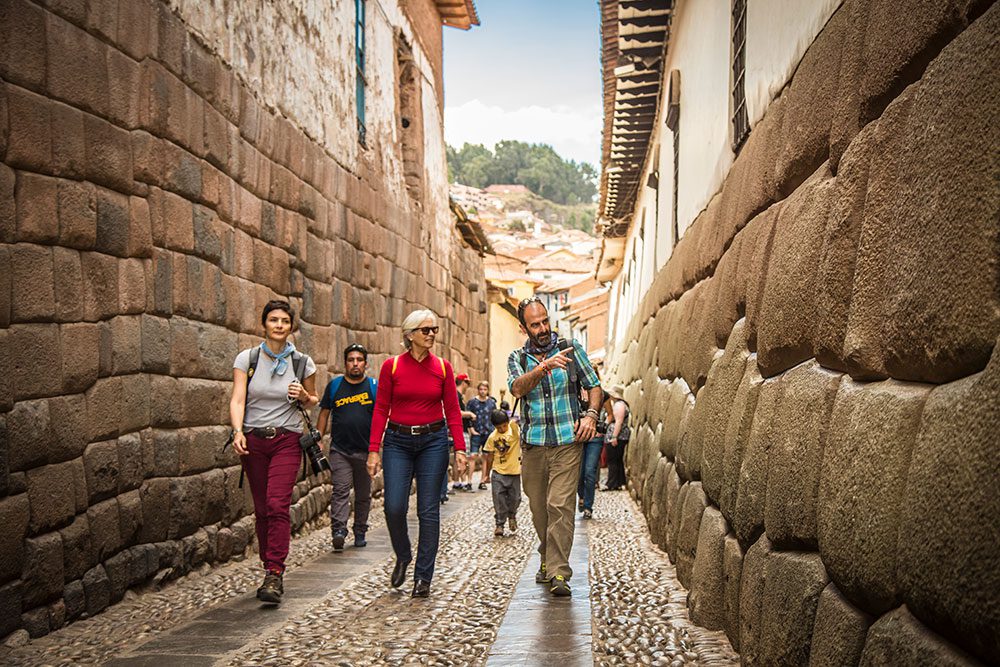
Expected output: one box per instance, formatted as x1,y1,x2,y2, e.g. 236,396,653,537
367,309,468,597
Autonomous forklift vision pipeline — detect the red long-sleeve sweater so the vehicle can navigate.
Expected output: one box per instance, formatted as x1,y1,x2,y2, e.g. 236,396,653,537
368,351,467,452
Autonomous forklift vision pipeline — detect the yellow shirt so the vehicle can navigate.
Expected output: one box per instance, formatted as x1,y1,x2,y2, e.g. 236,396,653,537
484,422,521,476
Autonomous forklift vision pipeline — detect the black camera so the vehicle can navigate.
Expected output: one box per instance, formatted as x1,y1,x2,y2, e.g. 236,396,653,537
299,427,331,475
596,420,608,435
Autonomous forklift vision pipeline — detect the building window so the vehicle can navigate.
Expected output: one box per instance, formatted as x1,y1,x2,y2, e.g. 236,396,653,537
355,0,367,146
731,0,749,153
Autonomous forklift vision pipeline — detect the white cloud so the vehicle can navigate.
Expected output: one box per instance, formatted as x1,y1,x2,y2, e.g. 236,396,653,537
444,99,602,168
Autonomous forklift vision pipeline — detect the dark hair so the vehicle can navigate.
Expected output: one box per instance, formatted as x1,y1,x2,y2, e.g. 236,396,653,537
261,300,295,326
344,343,368,362
490,409,509,426
500,400,510,410
517,296,545,326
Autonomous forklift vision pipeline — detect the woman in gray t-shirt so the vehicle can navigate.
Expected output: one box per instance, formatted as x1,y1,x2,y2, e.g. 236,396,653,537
228,300,317,605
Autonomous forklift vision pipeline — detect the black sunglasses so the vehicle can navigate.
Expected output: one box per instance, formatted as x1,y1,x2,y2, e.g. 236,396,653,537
414,326,439,335
517,296,544,323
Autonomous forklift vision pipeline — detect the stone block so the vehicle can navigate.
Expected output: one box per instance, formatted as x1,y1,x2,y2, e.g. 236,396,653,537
178,427,219,475
107,315,142,375
741,203,781,352
860,606,981,667
26,461,76,533
676,481,707,589
0,580,23,637
11,242,55,323
15,171,59,243
203,468,226,525
119,372,151,435
773,8,845,195
809,583,872,667
818,379,928,615
688,506,727,630
723,534,743,651
0,0,46,88
86,376,122,442
733,377,782,548
57,178,97,250
5,83,52,173
880,8,1000,383
6,397,52,472
47,393,88,464
739,534,772,664
756,166,835,377
139,313,170,374
83,114,132,193
107,43,141,130
658,379,691,461
103,546,130,604
82,564,110,617
83,440,120,504
840,88,916,381
127,196,152,258
168,475,205,539
223,465,249,523
63,579,85,621
53,247,84,323
68,457,87,514
50,100,87,180
756,551,830,665
80,251,119,321
59,322,99,393
95,187,131,257
22,532,64,608
86,498,121,563
169,317,238,381
0,494,29,584
117,489,142,547
766,361,843,550
138,478,170,544
699,320,750,506
59,514,94,583
719,358,763,523
897,340,1000,664
666,481,690,564
119,258,147,314
0,164,13,243
21,606,49,638
148,376,182,430
116,433,145,493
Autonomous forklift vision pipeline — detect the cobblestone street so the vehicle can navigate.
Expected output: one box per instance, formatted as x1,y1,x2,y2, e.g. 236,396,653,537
4,483,736,666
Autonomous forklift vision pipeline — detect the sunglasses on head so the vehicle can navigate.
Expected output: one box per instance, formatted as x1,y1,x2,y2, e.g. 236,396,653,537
414,326,439,335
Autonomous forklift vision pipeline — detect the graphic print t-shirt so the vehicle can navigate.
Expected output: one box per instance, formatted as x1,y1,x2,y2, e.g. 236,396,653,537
321,378,375,454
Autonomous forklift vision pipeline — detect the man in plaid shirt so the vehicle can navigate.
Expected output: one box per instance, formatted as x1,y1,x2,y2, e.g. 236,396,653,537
508,298,602,596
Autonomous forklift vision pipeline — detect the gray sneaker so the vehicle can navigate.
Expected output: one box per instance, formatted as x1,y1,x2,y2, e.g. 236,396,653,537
549,575,571,596
331,529,347,552
535,561,549,584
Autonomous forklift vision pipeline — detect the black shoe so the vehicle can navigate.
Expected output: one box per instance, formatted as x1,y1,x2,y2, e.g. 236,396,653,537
582,509,593,520
391,558,411,588
256,571,283,604
464,483,473,491
354,532,367,548
332,528,347,552
478,482,487,490
412,580,430,598
440,495,448,504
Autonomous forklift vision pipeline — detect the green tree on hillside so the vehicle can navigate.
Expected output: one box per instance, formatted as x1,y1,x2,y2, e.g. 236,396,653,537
447,141,597,205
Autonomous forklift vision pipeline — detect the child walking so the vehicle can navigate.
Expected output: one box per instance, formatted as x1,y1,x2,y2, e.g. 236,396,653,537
482,409,522,537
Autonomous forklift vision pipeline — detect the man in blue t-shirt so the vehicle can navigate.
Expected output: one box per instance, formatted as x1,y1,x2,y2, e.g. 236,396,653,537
318,343,377,551
467,381,498,490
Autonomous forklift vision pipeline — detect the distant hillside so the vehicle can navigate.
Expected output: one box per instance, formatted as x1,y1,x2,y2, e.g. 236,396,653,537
491,190,597,235
447,140,598,207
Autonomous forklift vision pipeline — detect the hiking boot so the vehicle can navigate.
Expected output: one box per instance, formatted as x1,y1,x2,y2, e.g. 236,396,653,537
353,532,367,548
494,524,504,537
331,528,347,552
535,561,549,584
549,575,571,596
582,509,593,520
256,571,283,604
508,517,517,532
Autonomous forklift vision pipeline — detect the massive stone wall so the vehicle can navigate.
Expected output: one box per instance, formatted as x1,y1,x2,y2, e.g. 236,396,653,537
607,2,999,665
0,0,487,642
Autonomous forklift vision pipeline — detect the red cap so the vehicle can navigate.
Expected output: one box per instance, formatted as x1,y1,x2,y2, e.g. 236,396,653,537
456,373,470,383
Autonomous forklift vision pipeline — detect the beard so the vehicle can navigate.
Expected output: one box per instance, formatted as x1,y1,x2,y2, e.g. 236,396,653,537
346,367,365,379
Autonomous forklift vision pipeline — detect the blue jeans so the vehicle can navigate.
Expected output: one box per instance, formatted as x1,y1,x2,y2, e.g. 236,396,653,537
577,436,604,512
382,429,450,583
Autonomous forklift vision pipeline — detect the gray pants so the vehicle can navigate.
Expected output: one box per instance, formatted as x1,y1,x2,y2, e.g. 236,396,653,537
329,449,371,533
491,471,522,525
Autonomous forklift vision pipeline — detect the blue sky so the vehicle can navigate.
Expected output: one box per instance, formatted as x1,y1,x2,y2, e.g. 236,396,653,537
443,0,602,168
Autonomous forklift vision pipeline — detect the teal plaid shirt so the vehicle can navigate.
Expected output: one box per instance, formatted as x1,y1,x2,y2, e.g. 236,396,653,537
507,338,600,446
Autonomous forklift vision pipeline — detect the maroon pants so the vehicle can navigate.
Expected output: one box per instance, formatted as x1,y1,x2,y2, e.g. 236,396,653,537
242,431,302,573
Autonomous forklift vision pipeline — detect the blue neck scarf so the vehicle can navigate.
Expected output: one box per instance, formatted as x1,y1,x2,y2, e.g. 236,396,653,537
260,342,296,376
524,332,558,357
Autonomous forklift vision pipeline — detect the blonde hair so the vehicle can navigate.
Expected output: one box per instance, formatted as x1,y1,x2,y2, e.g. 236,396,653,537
401,309,437,349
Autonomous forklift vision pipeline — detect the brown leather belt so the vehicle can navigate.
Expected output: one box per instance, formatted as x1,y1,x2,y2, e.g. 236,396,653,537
247,426,294,439
385,419,446,436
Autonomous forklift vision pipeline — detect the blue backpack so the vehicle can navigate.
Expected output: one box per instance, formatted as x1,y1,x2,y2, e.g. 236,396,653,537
324,375,378,404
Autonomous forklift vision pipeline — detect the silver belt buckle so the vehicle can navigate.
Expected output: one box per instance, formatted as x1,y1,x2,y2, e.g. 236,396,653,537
410,425,420,436
263,426,277,438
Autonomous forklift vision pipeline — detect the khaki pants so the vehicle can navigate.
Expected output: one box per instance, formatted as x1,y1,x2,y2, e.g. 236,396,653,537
520,442,583,580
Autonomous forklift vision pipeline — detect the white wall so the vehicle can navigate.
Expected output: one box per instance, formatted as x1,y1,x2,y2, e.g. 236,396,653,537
606,0,844,360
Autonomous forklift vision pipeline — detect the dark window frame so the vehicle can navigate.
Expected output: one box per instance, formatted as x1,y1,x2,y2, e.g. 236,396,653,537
731,0,749,153
356,0,367,146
